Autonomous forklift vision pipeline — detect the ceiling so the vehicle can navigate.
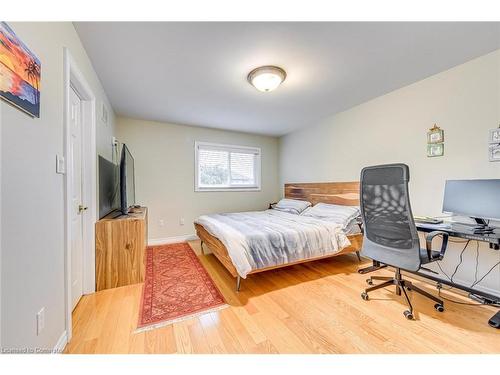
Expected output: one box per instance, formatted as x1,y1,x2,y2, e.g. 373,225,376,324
74,22,500,136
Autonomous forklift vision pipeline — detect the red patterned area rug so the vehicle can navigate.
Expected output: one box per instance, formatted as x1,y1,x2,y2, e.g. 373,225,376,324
136,242,227,332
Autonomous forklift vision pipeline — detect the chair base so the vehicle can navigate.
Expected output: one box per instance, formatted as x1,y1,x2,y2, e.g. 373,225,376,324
361,268,444,320
358,260,387,274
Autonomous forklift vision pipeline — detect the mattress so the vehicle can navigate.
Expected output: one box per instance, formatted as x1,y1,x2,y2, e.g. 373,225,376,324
195,209,353,278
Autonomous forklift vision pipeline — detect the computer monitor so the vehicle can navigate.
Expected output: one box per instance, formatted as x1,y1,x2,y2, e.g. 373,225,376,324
443,179,500,230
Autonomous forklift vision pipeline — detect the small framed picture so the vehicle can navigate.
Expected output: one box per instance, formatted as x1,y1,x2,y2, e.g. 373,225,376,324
489,144,500,162
427,143,444,157
489,128,500,144
427,124,444,144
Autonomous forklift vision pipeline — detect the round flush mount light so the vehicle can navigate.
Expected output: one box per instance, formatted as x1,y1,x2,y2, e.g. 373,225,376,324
247,65,286,92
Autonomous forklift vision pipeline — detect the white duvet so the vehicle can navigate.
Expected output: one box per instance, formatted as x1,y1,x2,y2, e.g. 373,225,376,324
195,209,352,278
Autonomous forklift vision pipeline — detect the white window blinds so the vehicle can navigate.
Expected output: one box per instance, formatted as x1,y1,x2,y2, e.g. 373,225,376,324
195,142,261,191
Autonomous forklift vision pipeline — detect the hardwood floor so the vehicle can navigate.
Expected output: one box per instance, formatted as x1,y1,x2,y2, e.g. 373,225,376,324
65,240,500,354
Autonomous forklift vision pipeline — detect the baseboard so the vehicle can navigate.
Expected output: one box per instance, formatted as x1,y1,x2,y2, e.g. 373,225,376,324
53,330,67,354
452,277,500,299
148,234,199,246
403,270,500,300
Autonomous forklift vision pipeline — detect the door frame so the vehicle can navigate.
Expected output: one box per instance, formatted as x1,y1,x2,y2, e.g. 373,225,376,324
63,48,97,342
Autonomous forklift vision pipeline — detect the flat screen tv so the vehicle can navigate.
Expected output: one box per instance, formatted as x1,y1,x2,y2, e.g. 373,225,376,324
120,144,136,214
98,156,120,218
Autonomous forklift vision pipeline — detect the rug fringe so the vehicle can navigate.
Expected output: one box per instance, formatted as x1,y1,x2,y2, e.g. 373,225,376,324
134,304,229,334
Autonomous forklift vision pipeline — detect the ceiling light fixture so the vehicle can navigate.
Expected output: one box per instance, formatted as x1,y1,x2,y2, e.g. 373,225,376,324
247,65,286,92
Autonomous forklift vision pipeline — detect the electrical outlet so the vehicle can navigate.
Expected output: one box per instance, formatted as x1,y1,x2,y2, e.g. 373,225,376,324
36,308,45,335
180,218,185,226
159,219,165,227
112,137,118,147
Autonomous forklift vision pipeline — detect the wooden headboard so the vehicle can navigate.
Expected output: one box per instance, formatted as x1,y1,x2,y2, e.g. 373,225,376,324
284,182,360,206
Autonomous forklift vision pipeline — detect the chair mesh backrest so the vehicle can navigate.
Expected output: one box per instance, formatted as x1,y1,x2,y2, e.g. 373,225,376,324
360,164,421,270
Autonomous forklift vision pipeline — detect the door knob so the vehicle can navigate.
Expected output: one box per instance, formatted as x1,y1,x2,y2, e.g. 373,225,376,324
78,204,88,213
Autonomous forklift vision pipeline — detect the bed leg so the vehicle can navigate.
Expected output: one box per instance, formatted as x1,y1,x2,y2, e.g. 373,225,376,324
356,251,362,262
200,240,204,255
236,276,241,292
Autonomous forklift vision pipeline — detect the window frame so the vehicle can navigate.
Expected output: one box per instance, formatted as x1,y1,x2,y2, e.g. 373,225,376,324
194,141,262,192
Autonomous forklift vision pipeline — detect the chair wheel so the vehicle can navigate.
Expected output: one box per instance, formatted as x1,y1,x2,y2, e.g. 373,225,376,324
434,303,444,312
361,292,369,301
366,278,373,285
403,310,414,320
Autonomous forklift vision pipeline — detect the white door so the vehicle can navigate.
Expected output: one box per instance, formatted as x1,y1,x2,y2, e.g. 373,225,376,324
70,86,84,310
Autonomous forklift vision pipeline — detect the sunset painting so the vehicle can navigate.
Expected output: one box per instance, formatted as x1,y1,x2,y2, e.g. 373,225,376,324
0,22,41,117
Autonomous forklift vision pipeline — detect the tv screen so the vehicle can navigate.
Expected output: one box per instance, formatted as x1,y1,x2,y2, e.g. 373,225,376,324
98,156,120,218
120,144,136,214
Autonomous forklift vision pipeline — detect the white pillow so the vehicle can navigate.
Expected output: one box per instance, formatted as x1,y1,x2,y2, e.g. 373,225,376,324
301,203,360,228
273,198,312,215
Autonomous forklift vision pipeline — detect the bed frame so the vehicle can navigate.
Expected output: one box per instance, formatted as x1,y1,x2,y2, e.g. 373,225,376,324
194,182,364,291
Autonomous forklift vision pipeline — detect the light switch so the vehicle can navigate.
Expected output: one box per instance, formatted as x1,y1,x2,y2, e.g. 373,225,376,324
56,155,66,174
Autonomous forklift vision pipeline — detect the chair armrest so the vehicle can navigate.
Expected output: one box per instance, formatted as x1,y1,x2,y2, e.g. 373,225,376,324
425,231,449,260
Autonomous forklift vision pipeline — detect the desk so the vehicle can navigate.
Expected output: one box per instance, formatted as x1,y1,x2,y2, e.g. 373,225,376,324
413,221,499,300
359,221,500,327
416,221,500,250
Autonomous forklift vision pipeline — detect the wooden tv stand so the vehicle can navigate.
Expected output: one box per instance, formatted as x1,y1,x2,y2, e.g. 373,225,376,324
95,207,148,291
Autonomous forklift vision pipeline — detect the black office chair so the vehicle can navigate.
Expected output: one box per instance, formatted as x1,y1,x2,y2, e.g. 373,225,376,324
359,164,449,320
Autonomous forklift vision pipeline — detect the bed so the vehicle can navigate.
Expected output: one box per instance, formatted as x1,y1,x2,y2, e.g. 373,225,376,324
194,182,364,290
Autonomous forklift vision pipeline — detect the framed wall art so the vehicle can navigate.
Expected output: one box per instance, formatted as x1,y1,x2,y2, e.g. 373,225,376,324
427,124,444,144
427,142,444,157
0,22,41,117
489,144,500,162
489,128,500,144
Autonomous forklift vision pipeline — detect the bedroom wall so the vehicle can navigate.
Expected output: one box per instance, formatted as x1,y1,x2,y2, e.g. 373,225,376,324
1,22,116,351
280,50,500,295
0,100,2,349
116,117,280,242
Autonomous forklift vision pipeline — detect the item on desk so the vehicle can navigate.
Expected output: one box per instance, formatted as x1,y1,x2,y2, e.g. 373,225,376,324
452,221,496,235
414,216,443,225
474,228,494,235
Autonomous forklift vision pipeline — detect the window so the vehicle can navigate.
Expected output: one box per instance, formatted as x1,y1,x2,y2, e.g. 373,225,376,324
195,142,261,191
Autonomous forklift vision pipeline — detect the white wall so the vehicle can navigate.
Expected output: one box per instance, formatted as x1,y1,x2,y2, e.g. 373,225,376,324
0,100,2,349
1,22,115,351
280,50,500,295
116,117,280,241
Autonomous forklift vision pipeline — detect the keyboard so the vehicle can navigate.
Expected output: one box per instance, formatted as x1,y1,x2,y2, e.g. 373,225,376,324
414,216,443,225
